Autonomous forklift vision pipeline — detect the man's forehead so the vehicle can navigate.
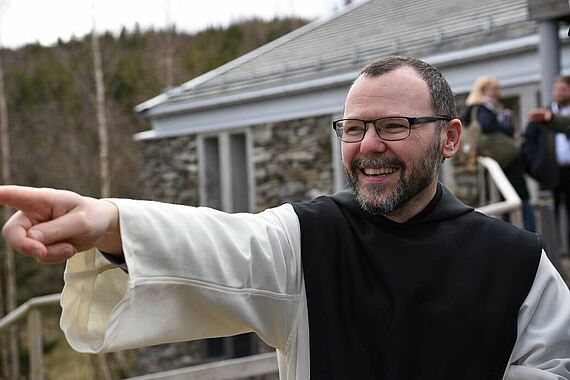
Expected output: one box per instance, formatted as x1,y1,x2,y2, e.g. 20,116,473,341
346,67,431,110
351,67,427,94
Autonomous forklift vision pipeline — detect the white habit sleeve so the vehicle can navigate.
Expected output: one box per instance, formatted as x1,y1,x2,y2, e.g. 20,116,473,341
504,251,570,380
59,200,303,354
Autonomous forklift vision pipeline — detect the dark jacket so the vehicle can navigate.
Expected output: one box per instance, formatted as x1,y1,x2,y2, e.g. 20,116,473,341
462,104,514,136
523,114,570,189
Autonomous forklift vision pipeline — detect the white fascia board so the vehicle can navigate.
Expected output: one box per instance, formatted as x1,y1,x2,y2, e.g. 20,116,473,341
441,48,542,94
141,71,359,118
134,85,349,141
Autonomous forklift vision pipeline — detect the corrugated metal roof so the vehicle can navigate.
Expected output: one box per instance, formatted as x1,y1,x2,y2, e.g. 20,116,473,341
137,0,534,114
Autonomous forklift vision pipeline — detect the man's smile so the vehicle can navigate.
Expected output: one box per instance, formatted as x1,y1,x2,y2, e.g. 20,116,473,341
361,166,398,176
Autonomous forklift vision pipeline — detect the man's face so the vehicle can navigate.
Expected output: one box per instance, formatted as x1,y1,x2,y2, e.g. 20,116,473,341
553,80,570,107
341,67,443,221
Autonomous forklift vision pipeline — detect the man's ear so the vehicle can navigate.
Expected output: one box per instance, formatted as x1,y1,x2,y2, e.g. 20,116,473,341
441,119,462,160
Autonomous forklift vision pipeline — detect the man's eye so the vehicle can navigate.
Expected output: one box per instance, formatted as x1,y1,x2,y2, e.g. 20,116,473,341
382,124,407,133
345,125,365,134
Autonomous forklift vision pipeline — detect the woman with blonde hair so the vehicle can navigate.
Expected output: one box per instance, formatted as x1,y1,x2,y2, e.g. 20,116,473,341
462,76,536,231
464,76,514,134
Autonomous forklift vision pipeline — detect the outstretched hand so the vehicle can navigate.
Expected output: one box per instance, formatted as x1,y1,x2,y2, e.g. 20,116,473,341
0,186,121,264
526,108,552,123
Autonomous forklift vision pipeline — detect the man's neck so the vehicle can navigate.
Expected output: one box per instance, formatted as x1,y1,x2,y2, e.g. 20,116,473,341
384,181,438,223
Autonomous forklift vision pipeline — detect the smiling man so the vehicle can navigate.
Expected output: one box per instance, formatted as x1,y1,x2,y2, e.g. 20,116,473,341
1,56,569,380
337,63,454,220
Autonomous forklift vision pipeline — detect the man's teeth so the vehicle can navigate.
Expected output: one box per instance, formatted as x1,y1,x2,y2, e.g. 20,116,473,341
363,167,397,175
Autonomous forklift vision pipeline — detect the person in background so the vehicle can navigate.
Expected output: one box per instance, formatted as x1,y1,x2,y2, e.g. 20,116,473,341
526,75,570,253
462,76,536,232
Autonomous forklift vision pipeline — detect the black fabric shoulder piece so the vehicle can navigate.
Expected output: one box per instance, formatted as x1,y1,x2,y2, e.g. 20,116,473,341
328,183,473,225
292,190,542,380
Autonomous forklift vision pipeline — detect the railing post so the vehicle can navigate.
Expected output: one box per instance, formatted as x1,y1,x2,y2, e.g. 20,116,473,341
535,191,565,279
489,180,500,204
477,163,487,206
27,309,44,380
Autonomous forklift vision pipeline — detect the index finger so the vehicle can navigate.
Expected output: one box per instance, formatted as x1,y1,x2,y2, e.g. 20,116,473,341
0,186,50,212
0,186,79,221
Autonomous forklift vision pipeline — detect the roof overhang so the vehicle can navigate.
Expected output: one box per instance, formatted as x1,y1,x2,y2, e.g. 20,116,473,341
134,28,569,142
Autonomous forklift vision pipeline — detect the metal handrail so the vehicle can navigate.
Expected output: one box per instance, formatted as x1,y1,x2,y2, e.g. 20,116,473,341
0,292,61,380
123,351,278,380
475,156,522,227
0,293,60,331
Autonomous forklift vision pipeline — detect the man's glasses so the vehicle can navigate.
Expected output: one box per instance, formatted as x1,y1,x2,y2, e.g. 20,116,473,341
332,116,451,142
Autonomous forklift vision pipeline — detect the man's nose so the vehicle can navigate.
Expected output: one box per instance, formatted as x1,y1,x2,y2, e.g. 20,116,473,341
359,123,387,154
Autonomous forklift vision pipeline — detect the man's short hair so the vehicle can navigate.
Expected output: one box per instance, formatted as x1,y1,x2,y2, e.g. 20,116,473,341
555,75,570,87
358,56,458,121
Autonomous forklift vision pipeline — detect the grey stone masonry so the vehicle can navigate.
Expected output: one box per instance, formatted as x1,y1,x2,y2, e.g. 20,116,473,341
138,115,335,211
139,135,199,206
252,116,335,212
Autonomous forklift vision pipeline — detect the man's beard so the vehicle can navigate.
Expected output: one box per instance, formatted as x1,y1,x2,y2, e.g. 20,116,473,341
557,98,570,107
344,140,442,216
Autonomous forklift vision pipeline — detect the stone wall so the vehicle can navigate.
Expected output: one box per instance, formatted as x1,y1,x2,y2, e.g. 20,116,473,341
252,115,335,211
139,135,199,205
139,115,336,211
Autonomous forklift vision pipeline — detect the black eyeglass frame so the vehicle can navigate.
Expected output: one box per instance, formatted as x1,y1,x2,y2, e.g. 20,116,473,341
332,116,452,142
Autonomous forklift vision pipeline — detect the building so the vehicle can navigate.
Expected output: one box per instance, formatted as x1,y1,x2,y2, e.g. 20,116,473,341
135,0,569,211
133,0,569,358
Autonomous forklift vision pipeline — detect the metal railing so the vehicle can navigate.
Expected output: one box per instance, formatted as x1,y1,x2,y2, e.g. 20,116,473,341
0,293,61,380
0,156,525,380
123,352,278,380
475,156,522,227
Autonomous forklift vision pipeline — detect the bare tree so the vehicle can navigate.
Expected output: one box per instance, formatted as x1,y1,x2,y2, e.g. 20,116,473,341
92,13,110,198
163,0,177,89
91,7,116,378
0,1,19,378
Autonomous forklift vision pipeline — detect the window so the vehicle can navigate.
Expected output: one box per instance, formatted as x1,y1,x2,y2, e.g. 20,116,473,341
198,130,253,212
203,136,222,209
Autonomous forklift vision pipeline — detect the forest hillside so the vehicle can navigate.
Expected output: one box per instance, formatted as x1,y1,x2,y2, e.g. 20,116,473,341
0,16,308,379
2,16,307,303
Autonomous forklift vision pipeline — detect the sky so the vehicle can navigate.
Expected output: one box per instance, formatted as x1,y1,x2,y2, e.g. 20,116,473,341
0,0,351,49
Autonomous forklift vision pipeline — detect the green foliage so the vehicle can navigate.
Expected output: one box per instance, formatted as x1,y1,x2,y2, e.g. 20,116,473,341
109,52,161,110
2,16,306,194
0,15,308,302
10,52,75,110
0,15,310,379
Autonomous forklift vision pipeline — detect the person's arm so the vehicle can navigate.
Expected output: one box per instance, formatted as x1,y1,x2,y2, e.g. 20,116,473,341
544,114,570,135
504,252,570,379
0,186,122,263
0,185,304,354
60,199,304,354
526,108,570,135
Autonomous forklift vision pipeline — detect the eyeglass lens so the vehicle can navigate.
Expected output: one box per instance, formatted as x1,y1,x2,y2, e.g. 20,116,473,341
336,118,410,142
